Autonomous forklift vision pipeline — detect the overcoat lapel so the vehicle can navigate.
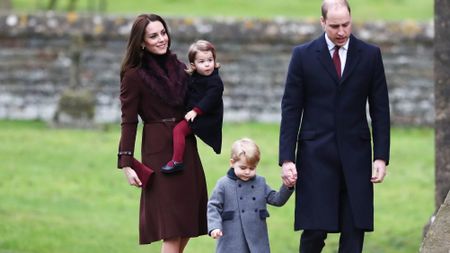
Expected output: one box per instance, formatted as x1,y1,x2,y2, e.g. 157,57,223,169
315,34,362,85
340,34,361,85
316,35,340,84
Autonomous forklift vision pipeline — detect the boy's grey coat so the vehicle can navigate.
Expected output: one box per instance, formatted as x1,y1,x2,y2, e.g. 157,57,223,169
207,169,294,253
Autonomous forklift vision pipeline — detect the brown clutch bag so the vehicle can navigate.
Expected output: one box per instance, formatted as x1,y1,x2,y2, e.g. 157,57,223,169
131,158,154,188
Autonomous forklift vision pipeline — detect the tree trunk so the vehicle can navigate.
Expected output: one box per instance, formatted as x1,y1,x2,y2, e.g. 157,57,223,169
423,0,450,239
434,0,450,210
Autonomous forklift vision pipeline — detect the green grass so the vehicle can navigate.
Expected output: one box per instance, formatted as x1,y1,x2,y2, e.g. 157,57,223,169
0,120,434,253
10,0,433,21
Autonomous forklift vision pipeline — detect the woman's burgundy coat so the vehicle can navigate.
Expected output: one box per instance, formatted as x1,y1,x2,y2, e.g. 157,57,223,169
117,64,208,244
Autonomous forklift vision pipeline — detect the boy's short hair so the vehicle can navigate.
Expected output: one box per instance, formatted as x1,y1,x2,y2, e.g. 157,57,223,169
230,138,261,166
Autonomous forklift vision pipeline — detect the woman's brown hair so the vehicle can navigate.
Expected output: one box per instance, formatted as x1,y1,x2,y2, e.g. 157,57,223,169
120,14,171,80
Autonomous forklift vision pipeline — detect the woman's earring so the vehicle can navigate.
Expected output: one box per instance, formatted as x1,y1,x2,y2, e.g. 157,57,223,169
141,45,145,50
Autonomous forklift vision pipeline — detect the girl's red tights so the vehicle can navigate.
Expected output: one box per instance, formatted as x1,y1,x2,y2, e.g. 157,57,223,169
169,119,192,165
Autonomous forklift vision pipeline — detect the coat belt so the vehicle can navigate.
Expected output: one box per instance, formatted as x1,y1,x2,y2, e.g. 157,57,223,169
145,117,180,124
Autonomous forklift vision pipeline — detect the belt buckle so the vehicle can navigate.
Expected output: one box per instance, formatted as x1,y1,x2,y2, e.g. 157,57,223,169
162,117,176,122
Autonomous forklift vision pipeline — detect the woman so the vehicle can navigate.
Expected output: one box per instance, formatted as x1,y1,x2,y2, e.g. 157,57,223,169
117,14,208,253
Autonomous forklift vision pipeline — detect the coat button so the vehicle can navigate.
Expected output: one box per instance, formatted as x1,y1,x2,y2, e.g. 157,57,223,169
251,185,254,188
255,209,258,212
252,197,256,200
242,210,245,213
240,197,243,200
238,184,242,187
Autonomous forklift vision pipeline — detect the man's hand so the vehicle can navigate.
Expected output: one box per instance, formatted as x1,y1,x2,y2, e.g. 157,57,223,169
281,161,298,187
371,159,387,183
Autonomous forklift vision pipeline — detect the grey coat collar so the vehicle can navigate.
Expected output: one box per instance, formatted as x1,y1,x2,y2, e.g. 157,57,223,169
226,167,256,181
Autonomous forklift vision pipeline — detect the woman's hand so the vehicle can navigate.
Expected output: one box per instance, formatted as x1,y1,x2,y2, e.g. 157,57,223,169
122,166,142,187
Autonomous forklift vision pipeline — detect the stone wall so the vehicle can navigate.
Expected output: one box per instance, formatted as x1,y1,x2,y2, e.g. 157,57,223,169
0,13,434,125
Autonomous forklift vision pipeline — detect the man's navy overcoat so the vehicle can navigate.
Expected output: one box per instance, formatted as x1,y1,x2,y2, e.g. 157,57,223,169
279,34,390,231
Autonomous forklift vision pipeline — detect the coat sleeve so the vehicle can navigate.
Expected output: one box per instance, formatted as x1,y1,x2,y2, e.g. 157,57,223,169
195,75,224,114
117,70,140,168
207,179,226,234
368,47,390,165
265,179,294,207
279,46,305,165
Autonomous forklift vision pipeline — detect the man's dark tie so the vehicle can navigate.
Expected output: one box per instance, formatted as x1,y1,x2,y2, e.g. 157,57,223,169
333,46,341,79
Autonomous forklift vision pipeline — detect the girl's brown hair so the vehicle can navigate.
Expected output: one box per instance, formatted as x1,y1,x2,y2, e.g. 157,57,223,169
186,39,220,74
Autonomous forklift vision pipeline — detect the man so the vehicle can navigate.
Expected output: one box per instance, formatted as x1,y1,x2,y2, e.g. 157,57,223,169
279,0,390,252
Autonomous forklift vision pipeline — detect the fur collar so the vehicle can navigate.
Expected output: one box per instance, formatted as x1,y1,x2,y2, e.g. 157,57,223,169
138,51,188,106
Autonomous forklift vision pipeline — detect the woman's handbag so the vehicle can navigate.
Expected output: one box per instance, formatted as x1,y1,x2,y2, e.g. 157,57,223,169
132,158,154,188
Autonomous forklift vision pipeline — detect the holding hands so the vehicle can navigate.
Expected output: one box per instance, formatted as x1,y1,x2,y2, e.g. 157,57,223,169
280,160,388,185
281,161,297,188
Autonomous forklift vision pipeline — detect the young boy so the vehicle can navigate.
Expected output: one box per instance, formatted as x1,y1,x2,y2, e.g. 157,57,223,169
207,138,294,253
